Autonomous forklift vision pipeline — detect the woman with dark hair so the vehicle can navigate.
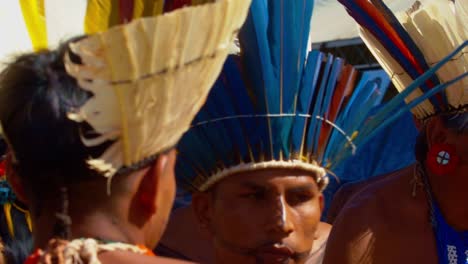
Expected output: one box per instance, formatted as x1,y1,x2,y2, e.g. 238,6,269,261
0,0,251,263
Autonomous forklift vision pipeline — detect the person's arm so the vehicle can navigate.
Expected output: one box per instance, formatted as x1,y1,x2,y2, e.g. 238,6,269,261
323,201,377,264
326,182,361,224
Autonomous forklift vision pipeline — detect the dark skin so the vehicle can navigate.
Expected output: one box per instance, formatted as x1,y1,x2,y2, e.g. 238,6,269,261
193,168,325,264
325,171,396,224
323,116,468,264
11,150,193,264
158,206,331,263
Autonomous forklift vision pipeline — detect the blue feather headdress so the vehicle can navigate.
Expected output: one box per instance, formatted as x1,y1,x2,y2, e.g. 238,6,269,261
175,0,465,194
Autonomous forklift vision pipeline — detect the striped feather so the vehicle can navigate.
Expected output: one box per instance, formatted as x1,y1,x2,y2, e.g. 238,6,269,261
338,0,444,110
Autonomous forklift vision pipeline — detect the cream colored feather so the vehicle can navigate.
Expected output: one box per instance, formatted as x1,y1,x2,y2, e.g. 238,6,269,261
401,1,467,111
454,0,468,41
358,0,467,119
65,0,252,179
359,27,433,119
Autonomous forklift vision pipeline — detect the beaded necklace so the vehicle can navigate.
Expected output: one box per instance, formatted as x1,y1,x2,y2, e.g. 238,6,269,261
419,166,468,264
25,238,155,264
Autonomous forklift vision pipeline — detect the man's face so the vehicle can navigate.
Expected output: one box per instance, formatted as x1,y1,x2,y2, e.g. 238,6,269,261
194,168,323,264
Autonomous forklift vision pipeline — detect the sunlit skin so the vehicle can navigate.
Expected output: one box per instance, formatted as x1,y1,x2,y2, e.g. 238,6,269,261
323,115,468,264
193,168,324,264
10,150,192,264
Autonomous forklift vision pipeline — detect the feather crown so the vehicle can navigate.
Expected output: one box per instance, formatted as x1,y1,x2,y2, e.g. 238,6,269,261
338,0,468,120
175,0,466,195
63,0,252,191
176,0,393,193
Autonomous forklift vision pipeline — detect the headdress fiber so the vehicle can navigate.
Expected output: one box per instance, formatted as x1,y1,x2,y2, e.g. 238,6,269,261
175,0,465,196
0,0,252,194
338,0,468,120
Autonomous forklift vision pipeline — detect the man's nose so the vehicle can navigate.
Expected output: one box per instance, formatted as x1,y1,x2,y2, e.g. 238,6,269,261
265,196,294,236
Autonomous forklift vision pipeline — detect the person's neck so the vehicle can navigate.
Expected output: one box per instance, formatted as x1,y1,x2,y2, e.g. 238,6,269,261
32,202,145,249
427,168,468,231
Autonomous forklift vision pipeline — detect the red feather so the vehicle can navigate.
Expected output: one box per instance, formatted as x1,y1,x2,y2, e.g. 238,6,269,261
355,0,443,104
119,0,134,23
165,0,192,12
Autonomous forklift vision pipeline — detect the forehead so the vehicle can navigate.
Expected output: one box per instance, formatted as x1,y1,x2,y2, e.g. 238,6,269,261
215,168,319,191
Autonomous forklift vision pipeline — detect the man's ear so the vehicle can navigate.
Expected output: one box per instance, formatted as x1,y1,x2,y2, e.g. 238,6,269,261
156,150,176,182
192,192,214,235
319,193,325,213
135,163,158,219
131,150,176,227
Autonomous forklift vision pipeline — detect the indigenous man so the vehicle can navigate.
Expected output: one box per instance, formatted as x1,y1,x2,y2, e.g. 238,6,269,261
324,0,468,263
0,0,250,263
171,1,419,264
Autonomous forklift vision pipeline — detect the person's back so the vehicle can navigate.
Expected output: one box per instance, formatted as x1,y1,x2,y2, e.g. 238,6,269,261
325,164,438,263
326,168,402,224
0,1,251,263
323,1,467,263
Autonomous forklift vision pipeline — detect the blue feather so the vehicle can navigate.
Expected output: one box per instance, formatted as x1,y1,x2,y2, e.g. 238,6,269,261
291,50,323,156
324,70,391,165
306,53,334,154
358,41,468,145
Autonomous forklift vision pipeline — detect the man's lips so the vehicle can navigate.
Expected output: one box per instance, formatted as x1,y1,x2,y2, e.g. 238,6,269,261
256,244,294,256
255,244,295,263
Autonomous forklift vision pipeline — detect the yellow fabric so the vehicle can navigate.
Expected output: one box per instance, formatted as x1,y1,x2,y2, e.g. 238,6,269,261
3,203,14,238
84,0,121,34
18,0,47,51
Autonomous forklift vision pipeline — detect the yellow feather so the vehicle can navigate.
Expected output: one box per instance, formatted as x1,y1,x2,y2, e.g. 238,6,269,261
135,0,165,18
65,0,252,175
132,0,145,19
150,0,165,16
84,0,120,34
18,0,47,51
3,204,14,238
192,0,215,5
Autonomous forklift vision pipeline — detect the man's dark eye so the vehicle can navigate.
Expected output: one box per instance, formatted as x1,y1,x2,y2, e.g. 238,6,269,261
240,192,265,200
288,192,313,205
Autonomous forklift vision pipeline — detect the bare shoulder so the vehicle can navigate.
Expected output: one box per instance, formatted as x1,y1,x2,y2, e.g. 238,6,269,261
323,165,419,264
307,222,332,263
323,192,381,263
345,164,416,206
326,168,402,223
99,251,196,264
